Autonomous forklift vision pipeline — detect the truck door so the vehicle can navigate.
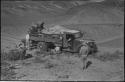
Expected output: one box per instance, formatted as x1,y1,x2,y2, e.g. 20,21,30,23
63,32,75,49
63,32,69,48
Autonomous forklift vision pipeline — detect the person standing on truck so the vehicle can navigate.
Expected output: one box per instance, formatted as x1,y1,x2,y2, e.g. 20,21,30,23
37,22,45,33
29,25,38,34
40,22,45,30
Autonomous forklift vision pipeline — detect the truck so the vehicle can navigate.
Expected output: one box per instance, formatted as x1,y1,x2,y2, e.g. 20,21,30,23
25,24,98,56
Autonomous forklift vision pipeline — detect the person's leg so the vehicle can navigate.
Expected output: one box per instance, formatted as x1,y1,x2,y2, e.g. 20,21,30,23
82,56,88,70
20,49,26,60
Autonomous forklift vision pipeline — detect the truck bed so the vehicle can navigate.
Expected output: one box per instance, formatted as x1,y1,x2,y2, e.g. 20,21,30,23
29,33,62,44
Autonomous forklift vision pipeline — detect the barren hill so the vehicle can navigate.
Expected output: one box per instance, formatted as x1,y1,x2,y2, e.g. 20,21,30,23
65,3,124,24
1,0,124,49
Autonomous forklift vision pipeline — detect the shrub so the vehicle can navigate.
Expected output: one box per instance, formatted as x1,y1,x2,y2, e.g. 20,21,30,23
92,50,124,62
1,49,26,61
1,60,17,80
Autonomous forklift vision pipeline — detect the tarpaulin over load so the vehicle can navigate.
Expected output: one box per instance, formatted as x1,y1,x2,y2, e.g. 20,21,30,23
42,25,80,34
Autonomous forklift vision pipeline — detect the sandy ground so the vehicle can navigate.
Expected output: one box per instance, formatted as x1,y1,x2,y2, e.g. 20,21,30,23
5,28,124,81
10,48,124,81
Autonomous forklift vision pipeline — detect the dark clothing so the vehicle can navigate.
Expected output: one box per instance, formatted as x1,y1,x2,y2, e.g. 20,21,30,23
40,22,44,29
66,34,75,49
37,22,45,33
66,34,75,41
29,22,45,34
29,26,38,34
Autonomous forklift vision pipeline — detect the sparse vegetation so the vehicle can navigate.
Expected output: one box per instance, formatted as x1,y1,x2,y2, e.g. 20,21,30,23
1,50,17,80
1,49,26,61
1,48,26,80
1,61,17,80
44,62,56,69
33,54,48,63
92,50,124,62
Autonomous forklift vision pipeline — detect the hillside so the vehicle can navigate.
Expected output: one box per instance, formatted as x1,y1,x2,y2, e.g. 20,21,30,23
63,24,124,41
65,3,124,24
1,0,124,49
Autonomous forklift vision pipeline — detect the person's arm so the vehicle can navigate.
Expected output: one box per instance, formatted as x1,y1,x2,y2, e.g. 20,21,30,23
68,38,71,41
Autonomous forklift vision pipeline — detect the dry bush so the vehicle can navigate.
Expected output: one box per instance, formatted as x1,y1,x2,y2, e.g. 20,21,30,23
1,49,30,80
1,49,26,61
1,62,17,80
92,50,124,62
1,53,17,80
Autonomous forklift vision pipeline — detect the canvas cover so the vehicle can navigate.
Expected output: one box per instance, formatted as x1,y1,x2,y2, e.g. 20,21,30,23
42,25,79,34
